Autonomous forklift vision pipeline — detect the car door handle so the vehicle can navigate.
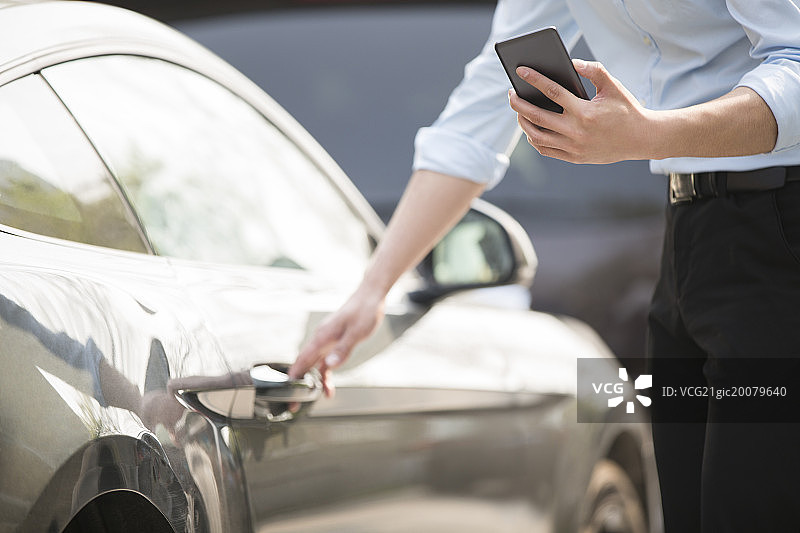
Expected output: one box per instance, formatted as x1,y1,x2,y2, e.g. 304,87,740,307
172,363,321,423
250,363,320,403
251,363,322,422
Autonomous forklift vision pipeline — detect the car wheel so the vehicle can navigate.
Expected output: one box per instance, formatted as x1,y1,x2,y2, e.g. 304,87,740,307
579,459,647,533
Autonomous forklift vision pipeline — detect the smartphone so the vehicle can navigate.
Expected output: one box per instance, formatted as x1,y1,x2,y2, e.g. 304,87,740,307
495,27,588,113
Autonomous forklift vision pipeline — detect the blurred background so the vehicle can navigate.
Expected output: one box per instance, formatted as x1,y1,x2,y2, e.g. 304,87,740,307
110,0,667,359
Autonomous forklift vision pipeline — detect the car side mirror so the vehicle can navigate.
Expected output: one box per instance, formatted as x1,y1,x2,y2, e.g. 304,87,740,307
410,199,537,304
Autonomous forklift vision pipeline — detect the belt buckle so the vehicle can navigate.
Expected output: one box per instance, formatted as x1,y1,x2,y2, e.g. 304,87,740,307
669,173,697,206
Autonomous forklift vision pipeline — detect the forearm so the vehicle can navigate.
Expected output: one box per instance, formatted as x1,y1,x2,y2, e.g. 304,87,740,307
647,86,778,160
512,62,783,165
360,169,485,297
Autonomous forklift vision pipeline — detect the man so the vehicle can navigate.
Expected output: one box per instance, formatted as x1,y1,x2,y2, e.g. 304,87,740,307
291,1,800,530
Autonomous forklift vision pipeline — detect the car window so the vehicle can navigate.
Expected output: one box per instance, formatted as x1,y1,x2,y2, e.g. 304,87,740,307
0,74,147,253
43,56,371,278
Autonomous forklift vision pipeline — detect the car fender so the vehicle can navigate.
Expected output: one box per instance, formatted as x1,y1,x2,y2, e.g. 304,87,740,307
17,434,190,533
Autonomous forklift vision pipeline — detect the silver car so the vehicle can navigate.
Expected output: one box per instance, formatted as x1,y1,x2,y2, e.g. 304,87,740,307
0,1,661,532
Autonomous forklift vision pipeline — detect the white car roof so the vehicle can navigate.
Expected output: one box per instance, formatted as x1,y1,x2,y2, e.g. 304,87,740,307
0,0,214,85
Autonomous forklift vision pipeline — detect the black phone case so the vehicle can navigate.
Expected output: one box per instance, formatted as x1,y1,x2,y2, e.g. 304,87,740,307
495,27,588,113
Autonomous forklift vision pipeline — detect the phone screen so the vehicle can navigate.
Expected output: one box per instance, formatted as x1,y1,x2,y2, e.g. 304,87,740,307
495,27,588,113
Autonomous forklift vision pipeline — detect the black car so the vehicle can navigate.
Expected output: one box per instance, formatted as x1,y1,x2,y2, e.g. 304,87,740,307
0,2,661,532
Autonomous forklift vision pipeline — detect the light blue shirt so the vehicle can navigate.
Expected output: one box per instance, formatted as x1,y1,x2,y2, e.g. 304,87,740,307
412,0,800,186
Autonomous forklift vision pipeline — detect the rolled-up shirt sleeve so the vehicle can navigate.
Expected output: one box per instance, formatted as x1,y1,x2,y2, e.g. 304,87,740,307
729,0,800,153
412,0,579,189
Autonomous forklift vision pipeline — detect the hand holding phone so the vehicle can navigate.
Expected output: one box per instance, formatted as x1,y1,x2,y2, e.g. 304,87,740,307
495,27,588,113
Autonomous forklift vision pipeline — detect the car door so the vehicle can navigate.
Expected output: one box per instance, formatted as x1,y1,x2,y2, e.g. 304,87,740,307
43,53,576,532
0,71,249,533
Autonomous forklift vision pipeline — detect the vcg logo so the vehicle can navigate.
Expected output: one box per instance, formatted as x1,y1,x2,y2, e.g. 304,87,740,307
592,367,652,414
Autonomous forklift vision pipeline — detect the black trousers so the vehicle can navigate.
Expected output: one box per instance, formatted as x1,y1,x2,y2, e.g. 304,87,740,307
647,181,800,533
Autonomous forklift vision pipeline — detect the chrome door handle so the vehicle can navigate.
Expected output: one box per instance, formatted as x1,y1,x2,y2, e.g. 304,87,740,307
173,363,321,423
251,363,321,404
251,363,321,422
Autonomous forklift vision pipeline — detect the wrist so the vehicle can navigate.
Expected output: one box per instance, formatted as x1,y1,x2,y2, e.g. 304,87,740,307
357,269,393,302
639,108,675,161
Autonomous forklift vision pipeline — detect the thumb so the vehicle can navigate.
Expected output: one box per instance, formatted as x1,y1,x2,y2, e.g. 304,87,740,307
572,59,613,91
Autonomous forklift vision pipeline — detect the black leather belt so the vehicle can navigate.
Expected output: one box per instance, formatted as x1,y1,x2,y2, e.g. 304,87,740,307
668,166,800,206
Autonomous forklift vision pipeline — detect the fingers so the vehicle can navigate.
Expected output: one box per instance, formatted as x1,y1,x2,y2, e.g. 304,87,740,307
292,313,359,374
290,333,339,397
571,59,612,92
319,353,341,398
289,291,385,397
511,92,571,154
534,145,582,164
315,322,362,396
287,311,362,397
321,366,335,398
516,112,563,150
508,89,562,133
515,66,580,112
328,325,360,368
324,352,342,368
288,323,338,379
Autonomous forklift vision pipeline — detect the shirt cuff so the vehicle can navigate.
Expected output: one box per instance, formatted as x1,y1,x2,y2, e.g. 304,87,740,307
412,126,513,190
736,59,800,153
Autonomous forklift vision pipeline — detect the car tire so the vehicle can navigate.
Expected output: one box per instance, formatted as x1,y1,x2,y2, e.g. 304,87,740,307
62,491,176,533
579,459,647,533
